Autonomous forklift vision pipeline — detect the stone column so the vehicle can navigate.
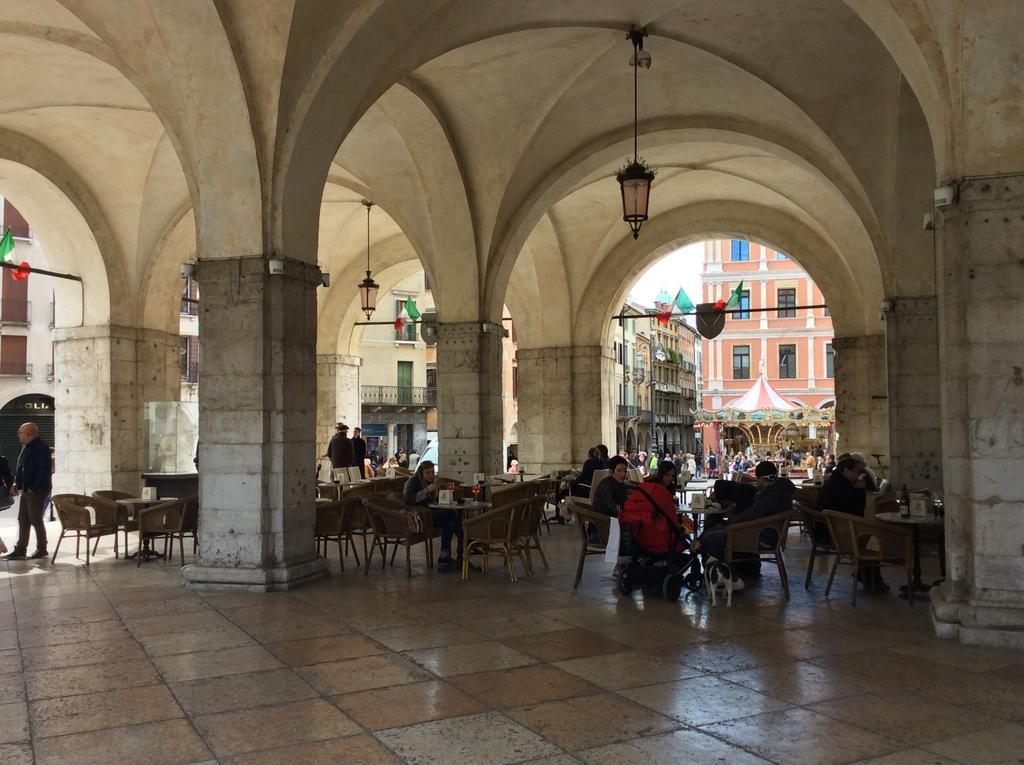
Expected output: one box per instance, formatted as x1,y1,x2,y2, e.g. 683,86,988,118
435,321,503,481
885,296,943,491
832,334,888,462
183,255,327,591
931,176,1024,646
52,325,180,495
315,354,361,457
516,345,616,472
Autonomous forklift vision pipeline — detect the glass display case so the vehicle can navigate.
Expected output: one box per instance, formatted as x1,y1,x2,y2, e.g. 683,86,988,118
143,401,198,475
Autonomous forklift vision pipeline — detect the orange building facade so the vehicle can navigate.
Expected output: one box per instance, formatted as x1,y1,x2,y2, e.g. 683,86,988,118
699,239,835,455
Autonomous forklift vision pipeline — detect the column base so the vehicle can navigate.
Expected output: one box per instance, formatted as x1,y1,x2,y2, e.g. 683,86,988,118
930,581,1024,649
183,557,329,592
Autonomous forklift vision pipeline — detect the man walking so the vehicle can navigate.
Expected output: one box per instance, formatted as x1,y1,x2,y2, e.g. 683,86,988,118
2,423,51,560
325,423,355,478
351,427,368,478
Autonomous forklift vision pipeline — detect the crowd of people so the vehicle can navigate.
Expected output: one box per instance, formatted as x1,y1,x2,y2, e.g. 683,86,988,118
321,421,418,480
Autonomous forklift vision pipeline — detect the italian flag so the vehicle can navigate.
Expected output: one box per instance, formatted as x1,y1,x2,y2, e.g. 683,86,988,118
394,297,422,330
715,281,744,312
0,228,14,264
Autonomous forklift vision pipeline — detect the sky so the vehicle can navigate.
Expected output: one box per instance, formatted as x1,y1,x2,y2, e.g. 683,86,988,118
627,242,705,327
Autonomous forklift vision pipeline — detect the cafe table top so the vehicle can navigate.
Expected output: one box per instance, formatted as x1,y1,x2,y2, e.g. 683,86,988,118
428,500,492,512
875,511,943,527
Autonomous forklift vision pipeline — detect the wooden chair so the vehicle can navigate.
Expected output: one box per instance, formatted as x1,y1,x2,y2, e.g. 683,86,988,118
724,511,793,598
571,501,611,588
136,500,184,566
337,485,374,570
168,496,199,564
796,503,835,589
519,493,550,572
314,499,344,565
362,497,433,577
461,500,528,582
823,510,914,606
92,490,135,554
50,494,120,566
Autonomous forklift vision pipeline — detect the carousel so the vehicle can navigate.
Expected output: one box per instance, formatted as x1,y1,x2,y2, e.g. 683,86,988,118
698,373,833,454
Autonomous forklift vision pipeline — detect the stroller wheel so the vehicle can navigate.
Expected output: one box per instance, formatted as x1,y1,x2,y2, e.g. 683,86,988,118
662,572,683,602
618,569,635,596
684,572,704,591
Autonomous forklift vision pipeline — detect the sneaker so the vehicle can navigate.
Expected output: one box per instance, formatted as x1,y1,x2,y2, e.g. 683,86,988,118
437,557,453,572
28,550,48,560
2,550,27,560
731,577,746,591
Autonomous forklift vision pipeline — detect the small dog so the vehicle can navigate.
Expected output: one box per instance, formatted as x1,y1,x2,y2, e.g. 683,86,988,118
704,556,735,607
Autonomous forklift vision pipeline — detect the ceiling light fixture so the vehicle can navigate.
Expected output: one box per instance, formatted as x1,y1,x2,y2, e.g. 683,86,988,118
616,27,656,240
358,200,380,320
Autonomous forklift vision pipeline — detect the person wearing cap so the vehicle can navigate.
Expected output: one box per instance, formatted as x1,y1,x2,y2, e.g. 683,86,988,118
325,423,355,472
698,460,795,587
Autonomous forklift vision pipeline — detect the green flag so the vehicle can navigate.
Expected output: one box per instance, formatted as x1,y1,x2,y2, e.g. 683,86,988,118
404,297,421,320
0,228,14,264
725,280,744,309
673,288,695,314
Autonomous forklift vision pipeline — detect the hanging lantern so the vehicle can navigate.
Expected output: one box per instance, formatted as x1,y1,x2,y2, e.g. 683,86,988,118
358,200,379,320
616,28,656,239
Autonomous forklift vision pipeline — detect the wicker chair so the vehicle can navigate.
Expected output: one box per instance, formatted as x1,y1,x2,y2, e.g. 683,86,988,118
519,492,550,573
795,502,835,589
314,499,344,564
136,500,184,566
724,511,793,598
337,485,374,570
50,494,120,566
165,496,199,565
92,490,136,554
461,500,528,582
361,497,433,576
571,501,611,588
824,510,914,606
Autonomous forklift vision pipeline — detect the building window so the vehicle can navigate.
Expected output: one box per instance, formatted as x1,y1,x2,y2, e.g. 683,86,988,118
732,345,750,380
776,249,788,260
777,288,797,318
732,289,750,319
423,271,431,292
730,240,750,261
779,344,797,379
180,336,199,383
425,366,437,389
512,366,519,399
825,343,835,378
395,300,417,341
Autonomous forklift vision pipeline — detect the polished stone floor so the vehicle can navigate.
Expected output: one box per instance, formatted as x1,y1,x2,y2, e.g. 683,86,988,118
1,518,1022,765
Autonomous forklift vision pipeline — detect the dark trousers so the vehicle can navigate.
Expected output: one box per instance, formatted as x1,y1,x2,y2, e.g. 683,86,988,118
431,508,462,557
16,490,47,553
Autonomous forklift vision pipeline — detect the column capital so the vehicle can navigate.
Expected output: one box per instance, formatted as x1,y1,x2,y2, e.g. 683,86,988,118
195,253,322,287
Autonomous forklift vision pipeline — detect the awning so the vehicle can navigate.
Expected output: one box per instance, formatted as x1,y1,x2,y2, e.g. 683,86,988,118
726,375,799,412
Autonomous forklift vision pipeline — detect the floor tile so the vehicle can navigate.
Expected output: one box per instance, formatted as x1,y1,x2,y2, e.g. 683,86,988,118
846,750,960,765
28,684,181,738
816,689,999,746
375,711,560,765
366,622,483,652
266,633,384,666
0,743,32,765
0,651,20,675
922,721,1024,764
33,718,212,765
14,605,119,629
17,620,126,647
668,639,778,673
115,596,213,621
703,707,899,765
334,679,485,730
554,651,703,691
0,673,24,704
122,610,235,638
25,659,162,700
506,693,679,751
578,727,772,765
296,653,430,695
502,628,629,663
20,637,147,672
465,612,572,639
224,734,403,765
720,659,877,705
139,625,256,657
152,644,283,682
0,701,28,744
405,640,538,677
621,675,791,726
230,614,347,643
809,649,953,691
918,668,1024,722
170,668,318,716
195,698,360,757
0,630,18,651
451,664,600,708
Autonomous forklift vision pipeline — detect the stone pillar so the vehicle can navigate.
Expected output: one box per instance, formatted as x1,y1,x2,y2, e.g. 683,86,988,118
885,296,943,491
183,255,327,591
315,354,361,457
832,334,888,462
52,325,180,495
516,345,616,472
435,321,503,481
931,175,1024,646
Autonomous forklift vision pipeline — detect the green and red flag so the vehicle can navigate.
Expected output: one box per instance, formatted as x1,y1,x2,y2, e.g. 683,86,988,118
404,297,421,320
673,288,695,314
715,280,744,312
655,310,672,327
0,228,14,264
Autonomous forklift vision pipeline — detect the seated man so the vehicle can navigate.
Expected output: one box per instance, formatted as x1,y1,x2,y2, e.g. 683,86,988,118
592,456,631,517
403,460,461,572
699,461,795,586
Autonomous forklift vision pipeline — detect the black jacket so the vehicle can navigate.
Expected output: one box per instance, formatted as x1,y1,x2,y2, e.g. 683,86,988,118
15,437,51,492
403,475,433,507
817,472,866,517
327,433,354,468
592,475,630,517
352,437,367,464
734,478,795,523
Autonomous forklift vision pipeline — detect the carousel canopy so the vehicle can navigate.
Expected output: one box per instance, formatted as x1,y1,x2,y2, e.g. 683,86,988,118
726,375,799,412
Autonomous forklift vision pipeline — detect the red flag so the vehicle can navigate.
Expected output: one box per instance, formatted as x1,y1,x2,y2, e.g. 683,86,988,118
12,261,31,281
393,316,406,330
655,310,671,326
713,298,726,311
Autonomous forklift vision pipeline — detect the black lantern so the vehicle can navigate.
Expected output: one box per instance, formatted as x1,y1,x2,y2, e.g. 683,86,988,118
358,200,379,320
616,28,655,239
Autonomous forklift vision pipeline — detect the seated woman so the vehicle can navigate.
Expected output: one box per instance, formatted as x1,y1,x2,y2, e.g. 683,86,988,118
592,456,631,517
572,446,604,498
620,461,686,557
403,460,461,571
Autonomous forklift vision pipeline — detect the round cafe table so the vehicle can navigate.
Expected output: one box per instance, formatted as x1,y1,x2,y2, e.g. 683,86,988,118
116,498,174,561
875,511,945,597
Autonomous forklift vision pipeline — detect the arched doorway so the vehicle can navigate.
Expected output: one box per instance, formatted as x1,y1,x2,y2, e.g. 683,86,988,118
0,393,54,464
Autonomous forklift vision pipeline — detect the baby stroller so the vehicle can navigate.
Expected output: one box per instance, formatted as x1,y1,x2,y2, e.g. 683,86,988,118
617,487,703,601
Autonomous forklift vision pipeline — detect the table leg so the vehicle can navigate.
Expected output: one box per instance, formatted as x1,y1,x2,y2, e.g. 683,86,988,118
899,525,931,598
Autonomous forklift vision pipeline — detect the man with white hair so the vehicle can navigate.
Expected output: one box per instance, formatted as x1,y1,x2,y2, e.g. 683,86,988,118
2,422,52,560
844,452,878,492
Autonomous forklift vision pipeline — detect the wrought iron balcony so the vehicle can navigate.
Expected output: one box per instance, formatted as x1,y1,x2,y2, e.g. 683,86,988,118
617,404,640,419
362,385,437,408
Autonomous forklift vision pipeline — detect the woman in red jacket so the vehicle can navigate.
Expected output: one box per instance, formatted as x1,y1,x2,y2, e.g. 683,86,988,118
619,461,685,555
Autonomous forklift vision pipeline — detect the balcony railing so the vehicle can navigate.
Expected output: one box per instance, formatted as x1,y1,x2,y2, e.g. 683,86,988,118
180,362,199,385
180,297,199,316
0,361,32,379
617,404,639,419
0,299,31,325
362,385,437,407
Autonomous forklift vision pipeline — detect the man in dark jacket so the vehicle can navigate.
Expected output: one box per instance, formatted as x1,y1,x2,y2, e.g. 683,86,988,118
325,423,354,475
3,423,52,560
351,427,368,478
